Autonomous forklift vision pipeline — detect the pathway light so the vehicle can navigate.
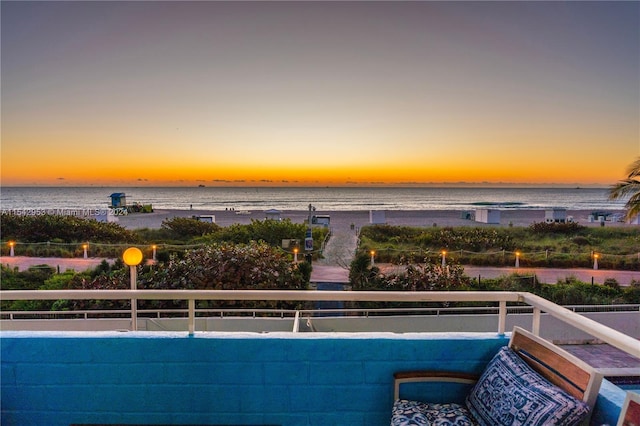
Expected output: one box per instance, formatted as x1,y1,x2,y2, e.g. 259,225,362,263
123,247,143,331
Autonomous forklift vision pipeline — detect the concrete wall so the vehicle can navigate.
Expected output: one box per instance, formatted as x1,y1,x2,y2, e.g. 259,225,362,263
0,331,625,426
2,331,506,426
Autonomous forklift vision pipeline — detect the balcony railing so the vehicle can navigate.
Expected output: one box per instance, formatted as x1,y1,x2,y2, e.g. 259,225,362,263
1,289,638,358
3,303,636,320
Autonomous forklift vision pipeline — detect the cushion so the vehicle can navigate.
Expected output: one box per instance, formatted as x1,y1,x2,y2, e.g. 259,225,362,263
391,399,478,426
465,347,590,426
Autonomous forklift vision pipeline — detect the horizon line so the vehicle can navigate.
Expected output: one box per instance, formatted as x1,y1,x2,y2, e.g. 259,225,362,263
1,182,612,189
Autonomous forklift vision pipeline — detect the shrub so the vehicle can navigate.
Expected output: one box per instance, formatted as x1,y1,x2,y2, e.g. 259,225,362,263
161,217,220,238
603,278,620,290
211,219,318,246
529,222,585,235
622,281,640,303
0,213,138,243
140,241,309,310
571,236,591,246
349,253,381,291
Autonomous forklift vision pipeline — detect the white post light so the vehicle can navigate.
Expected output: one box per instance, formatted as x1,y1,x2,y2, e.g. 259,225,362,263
82,243,88,259
152,244,157,261
123,247,143,331
370,250,375,266
515,251,520,268
9,241,15,257
293,247,298,263
441,250,446,267
593,253,599,270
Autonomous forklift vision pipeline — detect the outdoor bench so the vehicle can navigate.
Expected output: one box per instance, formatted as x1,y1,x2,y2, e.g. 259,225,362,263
391,326,603,426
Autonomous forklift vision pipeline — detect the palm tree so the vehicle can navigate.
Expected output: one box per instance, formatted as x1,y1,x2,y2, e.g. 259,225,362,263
608,157,640,220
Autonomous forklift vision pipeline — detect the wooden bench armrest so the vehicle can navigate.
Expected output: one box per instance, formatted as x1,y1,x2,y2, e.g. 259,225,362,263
393,370,480,400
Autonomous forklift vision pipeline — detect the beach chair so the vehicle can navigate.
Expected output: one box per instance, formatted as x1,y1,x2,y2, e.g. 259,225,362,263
391,326,603,426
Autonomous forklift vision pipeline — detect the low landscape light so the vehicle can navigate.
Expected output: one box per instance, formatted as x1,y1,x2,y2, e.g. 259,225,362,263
370,250,375,266
8,241,15,257
593,253,599,270
515,251,520,268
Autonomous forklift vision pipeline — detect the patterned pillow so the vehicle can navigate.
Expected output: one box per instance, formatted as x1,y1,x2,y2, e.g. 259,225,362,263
391,399,478,426
465,347,590,426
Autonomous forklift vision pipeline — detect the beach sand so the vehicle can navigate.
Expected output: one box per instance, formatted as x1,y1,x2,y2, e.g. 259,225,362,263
116,208,629,230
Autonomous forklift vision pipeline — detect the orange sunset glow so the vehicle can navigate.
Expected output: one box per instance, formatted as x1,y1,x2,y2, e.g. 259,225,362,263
1,2,638,187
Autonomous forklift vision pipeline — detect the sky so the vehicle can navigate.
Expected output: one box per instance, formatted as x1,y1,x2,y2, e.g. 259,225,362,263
1,1,639,187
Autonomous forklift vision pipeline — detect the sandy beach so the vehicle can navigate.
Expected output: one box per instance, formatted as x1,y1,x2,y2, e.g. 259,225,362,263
116,208,629,230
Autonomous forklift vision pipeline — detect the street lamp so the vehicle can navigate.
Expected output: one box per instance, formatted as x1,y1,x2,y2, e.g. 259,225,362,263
593,253,599,270
515,251,520,268
123,247,143,331
305,204,315,257
8,241,15,257
441,250,447,267
370,250,375,266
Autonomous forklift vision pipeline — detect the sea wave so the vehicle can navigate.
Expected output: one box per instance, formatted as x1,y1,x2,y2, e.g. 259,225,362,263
0,186,625,212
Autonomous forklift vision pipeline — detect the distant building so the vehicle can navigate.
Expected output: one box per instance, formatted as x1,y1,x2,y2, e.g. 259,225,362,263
311,215,330,226
475,209,500,224
369,210,386,224
109,193,126,208
545,208,567,223
265,209,282,221
197,215,215,223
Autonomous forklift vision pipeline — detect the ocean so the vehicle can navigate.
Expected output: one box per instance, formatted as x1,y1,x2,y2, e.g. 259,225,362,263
0,186,626,212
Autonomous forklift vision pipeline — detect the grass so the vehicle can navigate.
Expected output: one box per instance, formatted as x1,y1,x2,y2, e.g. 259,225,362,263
358,224,640,270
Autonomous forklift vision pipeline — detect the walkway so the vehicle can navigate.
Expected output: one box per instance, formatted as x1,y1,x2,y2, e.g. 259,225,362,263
311,221,359,283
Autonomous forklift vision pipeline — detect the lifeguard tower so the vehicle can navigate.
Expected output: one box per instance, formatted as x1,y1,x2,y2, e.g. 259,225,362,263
109,193,126,208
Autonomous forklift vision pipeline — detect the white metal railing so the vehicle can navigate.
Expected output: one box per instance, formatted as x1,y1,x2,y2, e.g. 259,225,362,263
3,304,637,320
1,290,638,357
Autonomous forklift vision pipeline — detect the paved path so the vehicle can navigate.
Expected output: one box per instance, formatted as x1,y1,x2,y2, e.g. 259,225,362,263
315,222,359,268
466,266,640,286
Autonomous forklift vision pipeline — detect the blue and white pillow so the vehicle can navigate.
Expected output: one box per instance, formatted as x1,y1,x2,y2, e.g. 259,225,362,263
465,347,590,426
391,399,477,426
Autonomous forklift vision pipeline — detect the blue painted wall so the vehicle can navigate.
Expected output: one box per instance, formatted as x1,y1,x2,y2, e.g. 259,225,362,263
0,331,622,426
